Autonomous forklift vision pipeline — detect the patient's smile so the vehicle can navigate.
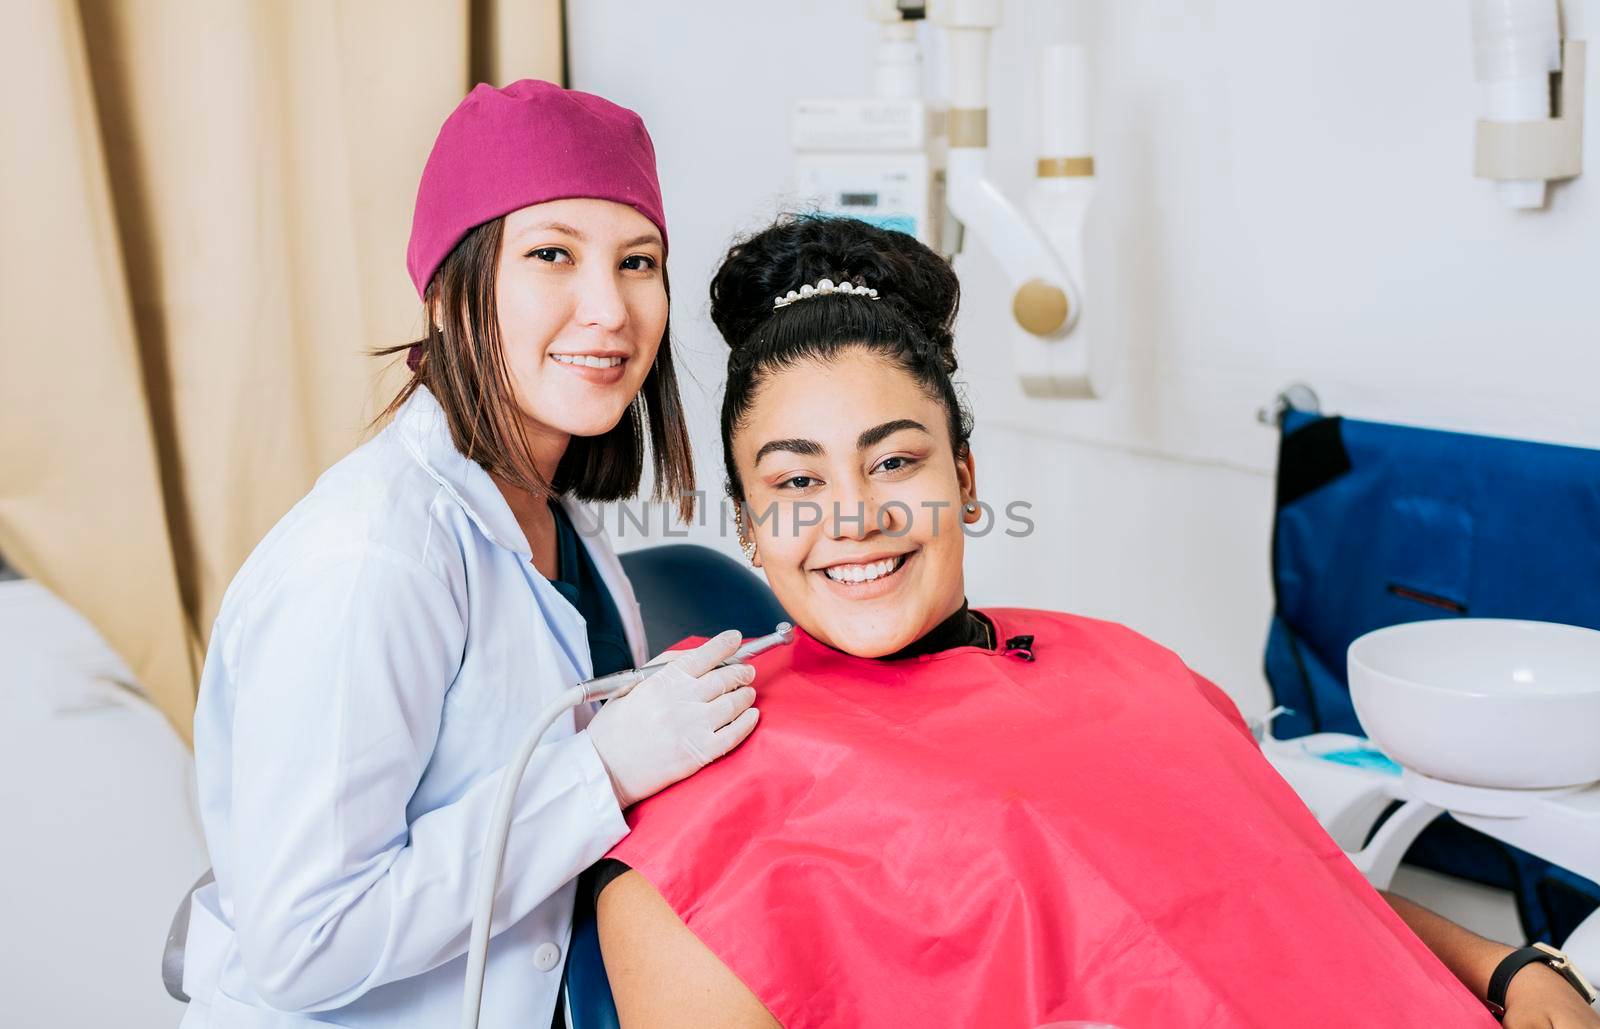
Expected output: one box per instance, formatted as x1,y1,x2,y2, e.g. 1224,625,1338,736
823,553,904,582
817,550,915,596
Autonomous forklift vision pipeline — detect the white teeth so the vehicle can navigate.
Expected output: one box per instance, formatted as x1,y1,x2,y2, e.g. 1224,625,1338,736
825,556,900,584
551,354,622,368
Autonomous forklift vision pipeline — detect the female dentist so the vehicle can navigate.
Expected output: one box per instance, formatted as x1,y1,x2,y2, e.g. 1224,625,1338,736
179,80,761,1028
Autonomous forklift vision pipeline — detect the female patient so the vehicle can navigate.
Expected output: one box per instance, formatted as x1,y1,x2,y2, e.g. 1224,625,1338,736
593,217,1598,1028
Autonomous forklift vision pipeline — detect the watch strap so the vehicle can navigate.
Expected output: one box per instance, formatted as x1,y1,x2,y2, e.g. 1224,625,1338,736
1487,946,1551,1017
1486,943,1600,1019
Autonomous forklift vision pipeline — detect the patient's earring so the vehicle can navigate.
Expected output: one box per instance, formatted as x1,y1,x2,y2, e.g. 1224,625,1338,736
731,497,757,562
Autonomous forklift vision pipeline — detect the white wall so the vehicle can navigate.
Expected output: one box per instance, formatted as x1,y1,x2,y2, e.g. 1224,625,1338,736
568,0,1600,718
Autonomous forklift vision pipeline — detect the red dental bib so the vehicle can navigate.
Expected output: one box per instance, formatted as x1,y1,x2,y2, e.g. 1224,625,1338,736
605,609,1493,1029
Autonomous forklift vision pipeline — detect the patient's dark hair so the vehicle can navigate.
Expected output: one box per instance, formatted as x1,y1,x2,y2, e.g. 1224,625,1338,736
709,215,972,501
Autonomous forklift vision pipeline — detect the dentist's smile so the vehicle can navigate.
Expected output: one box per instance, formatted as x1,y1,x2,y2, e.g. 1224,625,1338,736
549,350,628,384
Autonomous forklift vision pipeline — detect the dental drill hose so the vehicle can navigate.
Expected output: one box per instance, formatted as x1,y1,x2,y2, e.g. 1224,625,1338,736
460,622,794,1029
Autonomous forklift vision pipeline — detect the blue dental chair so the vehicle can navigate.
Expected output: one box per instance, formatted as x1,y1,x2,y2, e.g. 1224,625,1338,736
162,543,788,1029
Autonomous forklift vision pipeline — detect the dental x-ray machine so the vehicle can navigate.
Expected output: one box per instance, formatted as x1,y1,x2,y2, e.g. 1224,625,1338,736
792,0,1102,397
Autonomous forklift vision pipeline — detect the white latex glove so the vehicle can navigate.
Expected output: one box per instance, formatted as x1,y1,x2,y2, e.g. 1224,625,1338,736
586,629,761,808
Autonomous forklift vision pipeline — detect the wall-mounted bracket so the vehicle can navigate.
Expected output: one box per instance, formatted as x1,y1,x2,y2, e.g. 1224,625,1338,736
1475,39,1585,182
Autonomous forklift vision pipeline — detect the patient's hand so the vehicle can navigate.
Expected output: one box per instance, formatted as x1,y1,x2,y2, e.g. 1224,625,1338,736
1503,963,1600,1028
596,869,781,1029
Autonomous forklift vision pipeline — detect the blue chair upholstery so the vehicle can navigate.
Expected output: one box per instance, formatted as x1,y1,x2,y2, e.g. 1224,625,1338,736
563,544,787,1029
162,544,786,1023
618,543,788,653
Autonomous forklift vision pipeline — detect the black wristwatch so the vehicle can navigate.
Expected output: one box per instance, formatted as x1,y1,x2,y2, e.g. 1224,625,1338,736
1485,942,1598,1019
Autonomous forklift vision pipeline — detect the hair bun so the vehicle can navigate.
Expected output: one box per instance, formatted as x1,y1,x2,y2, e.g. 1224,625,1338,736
709,215,961,372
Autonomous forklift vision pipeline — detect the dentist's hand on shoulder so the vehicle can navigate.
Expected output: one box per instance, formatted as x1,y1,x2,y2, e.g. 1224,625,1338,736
587,629,760,808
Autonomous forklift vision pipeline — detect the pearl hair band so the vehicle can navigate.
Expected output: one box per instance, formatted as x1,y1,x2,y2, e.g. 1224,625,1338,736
772,277,880,310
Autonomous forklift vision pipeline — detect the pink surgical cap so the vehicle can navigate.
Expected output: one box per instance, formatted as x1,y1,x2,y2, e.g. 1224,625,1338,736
405,79,668,299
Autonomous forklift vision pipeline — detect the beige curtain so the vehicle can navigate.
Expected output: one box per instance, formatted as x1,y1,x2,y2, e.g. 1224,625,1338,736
0,0,563,745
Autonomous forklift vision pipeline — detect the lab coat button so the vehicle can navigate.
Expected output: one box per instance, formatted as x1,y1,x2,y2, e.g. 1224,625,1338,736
534,942,562,972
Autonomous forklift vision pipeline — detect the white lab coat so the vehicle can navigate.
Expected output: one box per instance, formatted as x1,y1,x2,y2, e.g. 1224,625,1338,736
180,385,648,1028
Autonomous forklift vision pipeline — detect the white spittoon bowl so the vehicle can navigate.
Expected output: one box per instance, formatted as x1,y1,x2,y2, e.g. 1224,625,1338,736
1348,619,1600,790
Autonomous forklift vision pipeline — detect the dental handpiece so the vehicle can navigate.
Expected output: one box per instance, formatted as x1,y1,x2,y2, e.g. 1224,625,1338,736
581,621,795,702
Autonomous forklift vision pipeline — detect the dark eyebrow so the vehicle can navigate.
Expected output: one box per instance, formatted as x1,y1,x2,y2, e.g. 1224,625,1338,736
622,233,664,250
753,420,929,466
857,419,930,449
514,221,585,242
754,437,823,465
